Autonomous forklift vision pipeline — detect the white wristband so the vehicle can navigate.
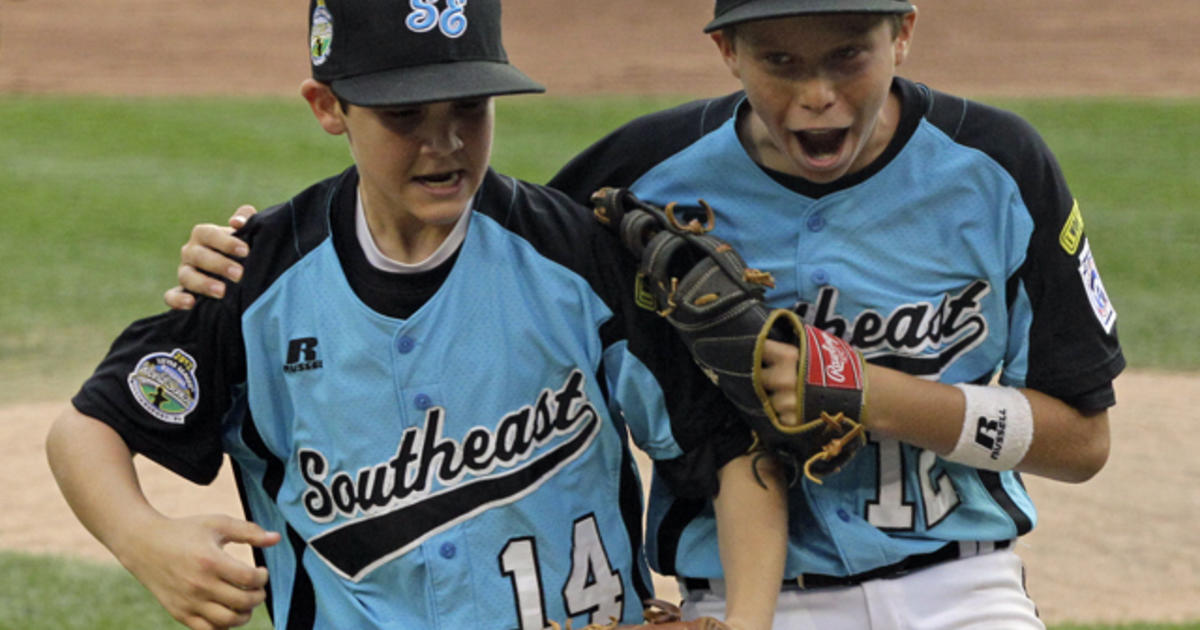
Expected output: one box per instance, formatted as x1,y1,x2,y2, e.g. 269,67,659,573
945,384,1034,471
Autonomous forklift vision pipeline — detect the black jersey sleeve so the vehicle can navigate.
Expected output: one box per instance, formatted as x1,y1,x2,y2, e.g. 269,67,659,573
547,93,743,206
921,83,1125,409
71,297,245,485
66,178,324,484
585,205,755,496
70,169,363,484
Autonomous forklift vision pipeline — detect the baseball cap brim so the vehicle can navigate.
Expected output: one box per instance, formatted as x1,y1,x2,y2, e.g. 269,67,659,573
331,61,545,107
704,0,914,33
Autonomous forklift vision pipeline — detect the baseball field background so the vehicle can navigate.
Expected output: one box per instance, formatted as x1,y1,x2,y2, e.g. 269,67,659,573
1,1,1198,628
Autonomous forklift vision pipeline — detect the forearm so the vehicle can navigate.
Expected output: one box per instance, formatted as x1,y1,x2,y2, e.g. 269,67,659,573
863,365,1109,482
45,408,164,561
713,453,786,630
47,408,278,627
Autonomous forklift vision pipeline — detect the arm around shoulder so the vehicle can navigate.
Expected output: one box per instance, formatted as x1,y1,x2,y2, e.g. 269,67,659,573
164,205,257,309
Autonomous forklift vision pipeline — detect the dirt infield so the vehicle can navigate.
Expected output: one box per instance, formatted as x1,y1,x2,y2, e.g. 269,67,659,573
2,0,1199,625
2,0,1199,98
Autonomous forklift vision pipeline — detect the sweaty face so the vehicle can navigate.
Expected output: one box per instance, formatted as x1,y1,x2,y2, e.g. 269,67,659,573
342,98,494,231
715,12,915,183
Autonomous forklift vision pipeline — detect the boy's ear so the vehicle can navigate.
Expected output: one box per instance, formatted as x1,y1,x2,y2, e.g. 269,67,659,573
710,31,741,80
894,8,918,66
300,79,348,135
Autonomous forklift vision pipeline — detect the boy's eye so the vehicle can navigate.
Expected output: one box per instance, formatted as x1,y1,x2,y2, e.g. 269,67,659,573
375,107,422,124
831,46,863,63
763,52,793,66
454,99,488,112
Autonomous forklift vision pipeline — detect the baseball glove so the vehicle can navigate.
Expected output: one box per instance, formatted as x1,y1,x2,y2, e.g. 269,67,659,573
591,187,867,484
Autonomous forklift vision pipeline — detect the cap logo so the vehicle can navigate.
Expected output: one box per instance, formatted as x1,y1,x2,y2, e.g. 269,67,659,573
406,0,469,38
310,0,334,66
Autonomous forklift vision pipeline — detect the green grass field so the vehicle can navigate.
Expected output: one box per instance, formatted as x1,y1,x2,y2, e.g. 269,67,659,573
1,94,1197,627
0,547,1197,629
1,94,1195,406
0,551,271,630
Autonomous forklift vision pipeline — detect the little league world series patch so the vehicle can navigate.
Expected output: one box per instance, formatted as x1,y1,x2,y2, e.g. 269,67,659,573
310,0,333,66
1077,240,1117,335
127,349,200,424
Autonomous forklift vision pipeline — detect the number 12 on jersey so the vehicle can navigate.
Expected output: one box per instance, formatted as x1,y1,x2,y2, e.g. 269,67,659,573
867,437,962,530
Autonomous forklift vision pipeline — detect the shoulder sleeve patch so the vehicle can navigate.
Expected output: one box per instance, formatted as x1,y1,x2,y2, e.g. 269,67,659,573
1059,199,1085,255
127,349,200,424
1077,240,1117,335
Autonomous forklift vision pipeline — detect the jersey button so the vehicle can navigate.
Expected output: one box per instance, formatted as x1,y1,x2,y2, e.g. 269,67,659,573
439,542,456,559
811,269,831,285
396,335,416,354
836,508,851,522
414,393,433,410
806,215,826,232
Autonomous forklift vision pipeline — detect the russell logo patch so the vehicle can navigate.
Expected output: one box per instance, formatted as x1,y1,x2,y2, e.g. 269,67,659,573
127,349,200,424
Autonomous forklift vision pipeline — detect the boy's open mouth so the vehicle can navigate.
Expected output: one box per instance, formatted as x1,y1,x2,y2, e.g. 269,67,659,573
795,128,848,160
415,171,462,187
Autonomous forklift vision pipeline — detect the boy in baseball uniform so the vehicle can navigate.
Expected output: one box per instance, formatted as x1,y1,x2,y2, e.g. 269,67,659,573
46,2,787,629
548,2,1124,627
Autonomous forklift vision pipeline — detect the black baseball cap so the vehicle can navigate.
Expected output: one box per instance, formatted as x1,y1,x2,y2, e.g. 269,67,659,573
308,0,544,107
705,0,915,32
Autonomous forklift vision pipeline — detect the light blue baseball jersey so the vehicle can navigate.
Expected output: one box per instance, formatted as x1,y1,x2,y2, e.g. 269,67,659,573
549,78,1125,582
74,168,747,628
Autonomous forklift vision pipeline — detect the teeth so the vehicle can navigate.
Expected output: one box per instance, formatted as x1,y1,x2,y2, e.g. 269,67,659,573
419,171,460,188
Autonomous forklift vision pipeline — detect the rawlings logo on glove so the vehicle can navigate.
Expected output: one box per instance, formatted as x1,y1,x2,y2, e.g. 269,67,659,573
591,187,867,484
